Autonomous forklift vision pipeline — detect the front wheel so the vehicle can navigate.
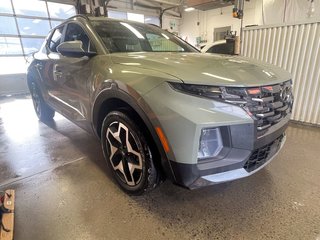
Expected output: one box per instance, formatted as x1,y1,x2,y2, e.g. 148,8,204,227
29,81,55,122
101,111,160,195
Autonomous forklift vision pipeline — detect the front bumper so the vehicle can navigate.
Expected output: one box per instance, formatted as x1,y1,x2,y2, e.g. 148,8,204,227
202,136,285,184
170,129,287,189
143,82,290,189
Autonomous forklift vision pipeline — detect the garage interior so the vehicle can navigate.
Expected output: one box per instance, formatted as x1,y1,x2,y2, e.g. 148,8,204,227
0,0,319,239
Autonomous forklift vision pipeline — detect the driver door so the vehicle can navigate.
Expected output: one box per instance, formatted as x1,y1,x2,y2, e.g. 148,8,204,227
49,22,96,131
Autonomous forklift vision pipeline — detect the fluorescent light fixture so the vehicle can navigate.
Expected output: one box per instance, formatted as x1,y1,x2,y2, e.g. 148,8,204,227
184,7,195,12
120,22,145,39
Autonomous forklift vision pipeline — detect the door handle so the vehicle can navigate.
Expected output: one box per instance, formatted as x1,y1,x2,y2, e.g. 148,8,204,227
53,70,62,77
35,63,43,70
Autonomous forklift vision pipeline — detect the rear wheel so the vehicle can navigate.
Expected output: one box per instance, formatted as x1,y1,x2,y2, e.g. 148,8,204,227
101,111,160,195
30,81,55,121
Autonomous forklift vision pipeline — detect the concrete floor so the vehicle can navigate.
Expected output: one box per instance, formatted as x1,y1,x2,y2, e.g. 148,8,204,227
0,95,319,240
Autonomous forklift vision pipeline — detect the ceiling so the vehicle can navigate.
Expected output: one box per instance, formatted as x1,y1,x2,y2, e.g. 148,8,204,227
43,0,234,12
186,0,233,11
146,0,234,11
44,0,76,4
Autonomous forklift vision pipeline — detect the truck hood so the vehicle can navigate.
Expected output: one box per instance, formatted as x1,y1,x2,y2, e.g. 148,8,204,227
110,52,291,87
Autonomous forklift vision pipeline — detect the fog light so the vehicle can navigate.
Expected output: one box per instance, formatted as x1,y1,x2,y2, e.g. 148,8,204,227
198,128,223,160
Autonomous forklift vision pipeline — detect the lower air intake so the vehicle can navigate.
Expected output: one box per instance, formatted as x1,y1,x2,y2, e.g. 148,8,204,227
244,134,284,172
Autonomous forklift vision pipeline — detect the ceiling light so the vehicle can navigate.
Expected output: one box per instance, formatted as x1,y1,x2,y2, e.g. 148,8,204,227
184,7,195,12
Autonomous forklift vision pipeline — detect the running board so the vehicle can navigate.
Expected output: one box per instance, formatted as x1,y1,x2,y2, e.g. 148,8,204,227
0,190,15,240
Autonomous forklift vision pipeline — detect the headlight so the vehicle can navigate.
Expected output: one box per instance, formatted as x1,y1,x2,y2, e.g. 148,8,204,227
169,82,249,105
198,128,223,160
169,82,222,99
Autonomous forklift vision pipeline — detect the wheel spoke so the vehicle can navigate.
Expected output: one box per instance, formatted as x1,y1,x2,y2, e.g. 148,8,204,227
113,159,124,175
106,123,122,159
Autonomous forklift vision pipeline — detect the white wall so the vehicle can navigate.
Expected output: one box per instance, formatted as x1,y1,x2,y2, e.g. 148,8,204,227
180,0,262,46
180,0,320,47
109,0,160,17
262,0,320,24
162,15,180,33
107,0,181,33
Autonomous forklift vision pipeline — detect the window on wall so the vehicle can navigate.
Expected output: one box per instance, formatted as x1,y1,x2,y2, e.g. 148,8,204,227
21,38,46,54
12,0,48,17
107,10,160,26
145,16,160,26
0,0,13,14
108,10,127,20
0,16,18,35
47,2,76,19
0,0,76,74
17,18,51,36
0,37,23,55
127,12,144,23
0,57,27,74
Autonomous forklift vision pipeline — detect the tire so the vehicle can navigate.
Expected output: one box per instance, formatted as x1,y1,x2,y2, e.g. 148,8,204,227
29,81,55,122
101,111,160,195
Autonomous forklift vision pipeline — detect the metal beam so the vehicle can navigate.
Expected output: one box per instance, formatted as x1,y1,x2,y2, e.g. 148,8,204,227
149,0,181,6
42,0,76,5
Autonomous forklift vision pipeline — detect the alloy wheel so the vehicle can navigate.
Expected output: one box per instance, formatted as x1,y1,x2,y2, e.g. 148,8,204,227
106,121,143,186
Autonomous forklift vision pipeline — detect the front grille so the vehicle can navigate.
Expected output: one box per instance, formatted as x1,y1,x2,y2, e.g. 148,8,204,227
244,134,284,172
222,80,293,136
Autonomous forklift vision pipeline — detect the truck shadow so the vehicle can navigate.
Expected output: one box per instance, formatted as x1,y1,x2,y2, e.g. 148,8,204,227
130,169,275,238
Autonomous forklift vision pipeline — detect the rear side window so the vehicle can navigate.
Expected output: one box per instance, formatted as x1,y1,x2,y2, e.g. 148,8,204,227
49,26,64,52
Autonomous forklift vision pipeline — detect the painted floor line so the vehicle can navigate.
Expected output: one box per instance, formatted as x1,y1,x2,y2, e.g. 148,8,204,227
0,156,86,188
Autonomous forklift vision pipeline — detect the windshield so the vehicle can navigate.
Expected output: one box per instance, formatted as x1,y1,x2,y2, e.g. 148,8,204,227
91,20,198,53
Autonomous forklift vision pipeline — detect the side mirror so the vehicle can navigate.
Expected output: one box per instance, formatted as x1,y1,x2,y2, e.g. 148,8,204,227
56,41,96,58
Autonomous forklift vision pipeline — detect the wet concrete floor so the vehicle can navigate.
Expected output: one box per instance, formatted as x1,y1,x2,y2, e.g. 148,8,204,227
0,95,319,240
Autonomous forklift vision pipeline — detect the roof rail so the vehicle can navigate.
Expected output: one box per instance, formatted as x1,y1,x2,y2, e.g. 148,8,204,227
148,23,161,28
67,14,90,21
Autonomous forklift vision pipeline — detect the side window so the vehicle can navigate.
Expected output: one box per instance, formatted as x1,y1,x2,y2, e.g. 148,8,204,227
64,23,95,52
49,26,64,52
208,43,234,55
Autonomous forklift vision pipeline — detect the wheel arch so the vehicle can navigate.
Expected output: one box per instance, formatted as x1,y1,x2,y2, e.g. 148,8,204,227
26,63,45,95
26,66,38,88
92,87,176,182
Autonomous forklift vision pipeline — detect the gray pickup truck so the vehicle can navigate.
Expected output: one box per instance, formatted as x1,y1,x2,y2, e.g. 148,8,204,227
27,15,293,195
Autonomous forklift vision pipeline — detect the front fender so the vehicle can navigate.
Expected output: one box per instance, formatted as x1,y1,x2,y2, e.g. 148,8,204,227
91,82,177,182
